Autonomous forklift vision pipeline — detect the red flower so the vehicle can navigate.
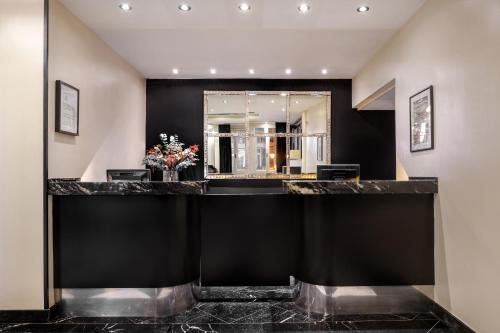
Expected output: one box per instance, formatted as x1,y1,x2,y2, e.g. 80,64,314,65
165,155,177,169
189,145,199,153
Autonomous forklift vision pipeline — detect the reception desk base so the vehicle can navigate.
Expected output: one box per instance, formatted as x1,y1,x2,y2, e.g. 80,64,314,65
295,281,432,315
55,282,197,317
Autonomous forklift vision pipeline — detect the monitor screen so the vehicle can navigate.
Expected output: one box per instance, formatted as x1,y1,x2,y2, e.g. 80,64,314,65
316,164,360,181
106,169,151,182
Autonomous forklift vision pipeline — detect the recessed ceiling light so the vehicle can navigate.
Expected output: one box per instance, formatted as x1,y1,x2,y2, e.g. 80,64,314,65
271,100,275,104
280,92,287,97
118,3,132,11
298,3,310,13
172,68,179,74
285,68,292,75
249,69,255,74
295,100,300,104
238,3,251,12
321,69,328,75
210,68,217,74
357,5,369,13
178,3,191,11
223,99,228,104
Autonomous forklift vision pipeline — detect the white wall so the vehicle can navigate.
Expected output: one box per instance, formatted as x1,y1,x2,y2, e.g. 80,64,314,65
0,0,45,310
48,0,146,181
353,1,500,332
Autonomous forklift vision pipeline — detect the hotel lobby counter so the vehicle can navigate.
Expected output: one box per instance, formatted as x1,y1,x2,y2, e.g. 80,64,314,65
284,179,438,195
48,179,207,195
49,177,437,291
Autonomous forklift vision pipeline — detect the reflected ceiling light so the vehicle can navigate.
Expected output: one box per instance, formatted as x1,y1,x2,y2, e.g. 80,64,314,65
270,99,275,103
210,68,217,74
295,100,300,104
285,68,292,75
172,68,179,74
298,3,311,13
238,3,251,12
118,3,132,11
321,68,328,75
223,99,228,104
249,68,255,74
280,92,287,97
357,5,369,13
178,3,191,11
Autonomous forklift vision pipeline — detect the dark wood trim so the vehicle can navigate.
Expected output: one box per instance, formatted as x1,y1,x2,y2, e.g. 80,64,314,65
55,80,80,136
410,85,434,153
43,0,49,310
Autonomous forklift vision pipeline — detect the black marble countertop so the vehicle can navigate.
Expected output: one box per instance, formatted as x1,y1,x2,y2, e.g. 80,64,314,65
284,180,438,195
48,179,437,196
48,179,207,195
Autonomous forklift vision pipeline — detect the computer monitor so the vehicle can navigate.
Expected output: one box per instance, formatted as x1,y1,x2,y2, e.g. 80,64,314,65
106,169,151,182
316,164,360,181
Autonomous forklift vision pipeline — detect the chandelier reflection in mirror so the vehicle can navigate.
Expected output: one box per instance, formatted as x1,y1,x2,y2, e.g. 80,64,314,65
204,91,331,179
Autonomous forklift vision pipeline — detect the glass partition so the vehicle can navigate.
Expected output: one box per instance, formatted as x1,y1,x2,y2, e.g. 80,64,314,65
204,91,331,179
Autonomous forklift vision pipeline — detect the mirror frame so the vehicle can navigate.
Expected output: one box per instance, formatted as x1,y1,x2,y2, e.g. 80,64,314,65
204,91,331,179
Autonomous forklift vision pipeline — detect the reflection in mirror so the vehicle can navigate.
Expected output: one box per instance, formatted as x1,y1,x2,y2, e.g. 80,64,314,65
207,94,246,135
288,136,327,175
289,94,328,135
205,91,330,179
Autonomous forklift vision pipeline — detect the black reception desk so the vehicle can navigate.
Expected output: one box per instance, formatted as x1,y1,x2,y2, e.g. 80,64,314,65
49,179,437,289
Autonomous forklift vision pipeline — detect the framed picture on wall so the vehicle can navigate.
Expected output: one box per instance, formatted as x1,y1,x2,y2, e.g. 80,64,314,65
56,80,79,136
410,86,434,152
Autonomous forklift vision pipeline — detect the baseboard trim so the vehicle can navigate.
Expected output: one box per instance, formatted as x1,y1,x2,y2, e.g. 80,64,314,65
0,309,50,323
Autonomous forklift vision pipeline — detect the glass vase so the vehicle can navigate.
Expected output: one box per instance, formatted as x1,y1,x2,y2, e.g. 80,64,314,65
163,170,179,182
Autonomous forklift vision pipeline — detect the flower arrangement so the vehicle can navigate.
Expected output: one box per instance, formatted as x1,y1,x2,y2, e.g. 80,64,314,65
143,134,199,171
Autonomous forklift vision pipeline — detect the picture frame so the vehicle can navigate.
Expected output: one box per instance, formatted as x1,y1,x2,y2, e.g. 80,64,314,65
410,85,434,152
55,80,79,136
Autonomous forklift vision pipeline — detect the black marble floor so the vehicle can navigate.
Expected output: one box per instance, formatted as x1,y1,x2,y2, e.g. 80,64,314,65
0,300,454,332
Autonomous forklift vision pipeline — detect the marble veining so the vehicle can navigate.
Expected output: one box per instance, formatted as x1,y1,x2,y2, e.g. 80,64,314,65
0,302,452,332
48,179,207,196
48,179,437,196
285,179,438,195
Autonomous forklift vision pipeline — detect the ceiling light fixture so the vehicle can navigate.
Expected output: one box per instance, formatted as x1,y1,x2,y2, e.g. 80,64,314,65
238,3,251,12
172,68,179,74
285,68,292,75
271,100,275,104
298,3,311,13
118,3,132,11
223,99,228,104
178,3,191,11
357,5,370,13
210,68,217,74
249,69,255,74
280,92,287,97
321,69,328,75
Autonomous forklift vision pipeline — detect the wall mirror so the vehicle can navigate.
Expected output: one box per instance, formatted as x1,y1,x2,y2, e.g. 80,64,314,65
204,91,331,179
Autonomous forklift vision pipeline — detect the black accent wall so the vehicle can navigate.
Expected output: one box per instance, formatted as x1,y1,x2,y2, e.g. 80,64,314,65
146,79,395,180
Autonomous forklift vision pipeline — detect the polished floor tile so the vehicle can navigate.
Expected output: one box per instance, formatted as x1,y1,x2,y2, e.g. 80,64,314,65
0,300,454,332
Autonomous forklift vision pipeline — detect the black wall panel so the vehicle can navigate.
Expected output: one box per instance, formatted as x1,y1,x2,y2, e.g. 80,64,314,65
146,79,395,180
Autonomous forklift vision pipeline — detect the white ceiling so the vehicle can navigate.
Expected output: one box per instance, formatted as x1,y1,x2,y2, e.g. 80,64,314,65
59,0,426,79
